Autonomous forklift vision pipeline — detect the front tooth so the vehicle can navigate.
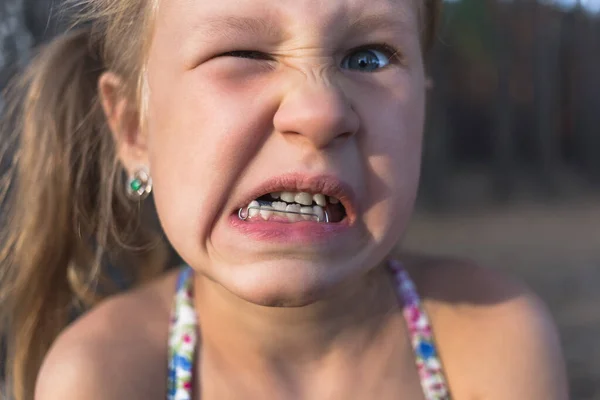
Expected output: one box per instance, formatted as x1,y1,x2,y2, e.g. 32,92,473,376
260,207,273,220
313,205,325,222
286,204,302,221
300,206,314,220
248,200,260,218
328,196,340,204
280,192,295,203
313,194,326,207
295,192,313,206
270,192,280,199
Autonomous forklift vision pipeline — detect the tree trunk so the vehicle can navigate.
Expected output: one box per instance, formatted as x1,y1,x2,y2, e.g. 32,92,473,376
532,2,563,195
490,0,516,202
573,9,600,183
420,37,452,211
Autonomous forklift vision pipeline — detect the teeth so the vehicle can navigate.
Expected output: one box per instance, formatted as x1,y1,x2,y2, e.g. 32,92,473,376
245,190,341,222
269,191,339,206
272,201,287,216
313,194,327,207
286,204,302,212
260,208,273,220
313,205,325,222
295,192,313,206
248,200,260,217
300,206,314,220
286,204,302,222
243,200,328,223
280,192,296,203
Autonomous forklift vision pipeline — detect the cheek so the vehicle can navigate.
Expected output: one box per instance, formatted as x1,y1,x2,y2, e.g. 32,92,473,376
355,72,425,242
143,70,275,256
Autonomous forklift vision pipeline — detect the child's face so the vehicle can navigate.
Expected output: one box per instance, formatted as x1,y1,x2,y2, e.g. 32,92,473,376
141,0,424,304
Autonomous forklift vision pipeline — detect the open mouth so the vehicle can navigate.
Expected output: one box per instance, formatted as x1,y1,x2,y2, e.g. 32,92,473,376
238,191,347,223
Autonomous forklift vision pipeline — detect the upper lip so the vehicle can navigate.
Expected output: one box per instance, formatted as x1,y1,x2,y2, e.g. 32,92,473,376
233,173,357,222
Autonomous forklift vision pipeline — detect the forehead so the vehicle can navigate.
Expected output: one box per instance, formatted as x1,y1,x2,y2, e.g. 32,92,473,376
155,0,420,37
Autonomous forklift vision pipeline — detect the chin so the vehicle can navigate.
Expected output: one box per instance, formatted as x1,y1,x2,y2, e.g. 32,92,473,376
210,257,363,307
208,244,394,307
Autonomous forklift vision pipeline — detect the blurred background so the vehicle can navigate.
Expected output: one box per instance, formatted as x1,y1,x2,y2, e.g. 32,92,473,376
408,2,600,399
0,0,598,398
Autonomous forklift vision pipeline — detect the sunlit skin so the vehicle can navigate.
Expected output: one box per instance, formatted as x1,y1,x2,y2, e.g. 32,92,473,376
33,0,569,399
140,1,425,396
144,0,424,308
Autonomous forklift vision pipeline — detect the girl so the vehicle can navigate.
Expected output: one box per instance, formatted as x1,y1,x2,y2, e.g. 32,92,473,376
1,0,568,399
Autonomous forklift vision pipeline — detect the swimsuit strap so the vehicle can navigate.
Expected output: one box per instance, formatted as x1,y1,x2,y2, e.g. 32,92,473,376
167,267,197,400
167,261,450,399
389,259,451,399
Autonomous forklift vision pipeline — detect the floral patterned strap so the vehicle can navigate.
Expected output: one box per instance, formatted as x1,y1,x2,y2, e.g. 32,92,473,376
167,261,450,399
167,267,197,400
388,259,451,399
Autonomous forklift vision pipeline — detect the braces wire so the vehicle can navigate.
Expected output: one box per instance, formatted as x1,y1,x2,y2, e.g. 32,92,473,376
238,205,329,223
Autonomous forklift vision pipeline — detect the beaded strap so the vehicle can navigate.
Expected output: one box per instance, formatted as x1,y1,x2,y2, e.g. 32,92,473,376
167,267,197,400
167,261,450,399
388,259,450,399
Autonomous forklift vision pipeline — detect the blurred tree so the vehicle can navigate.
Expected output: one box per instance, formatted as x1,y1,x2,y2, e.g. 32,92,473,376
421,33,451,209
0,0,31,389
0,0,31,110
572,6,600,183
23,0,68,45
490,0,517,202
532,1,563,195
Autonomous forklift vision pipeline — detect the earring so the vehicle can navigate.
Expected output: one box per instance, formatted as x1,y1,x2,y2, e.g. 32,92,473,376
126,168,152,200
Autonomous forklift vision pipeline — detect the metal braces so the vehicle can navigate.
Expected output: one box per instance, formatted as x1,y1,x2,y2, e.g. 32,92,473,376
238,204,329,223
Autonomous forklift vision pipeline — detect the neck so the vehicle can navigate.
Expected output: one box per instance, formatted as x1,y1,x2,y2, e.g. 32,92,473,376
193,264,408,397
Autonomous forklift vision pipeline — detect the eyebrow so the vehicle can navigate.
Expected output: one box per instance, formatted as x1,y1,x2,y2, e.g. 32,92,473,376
198,15,283,40
195,12,411,40
346,13,412,36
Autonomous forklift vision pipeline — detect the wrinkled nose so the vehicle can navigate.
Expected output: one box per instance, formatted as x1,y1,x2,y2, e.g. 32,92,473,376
273,79,360,149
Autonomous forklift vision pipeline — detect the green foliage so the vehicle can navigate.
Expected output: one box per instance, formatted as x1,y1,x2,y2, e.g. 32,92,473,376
442,0,496,63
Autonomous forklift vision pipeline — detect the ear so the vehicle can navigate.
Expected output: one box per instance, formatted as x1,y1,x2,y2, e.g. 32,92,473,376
98,71,148,174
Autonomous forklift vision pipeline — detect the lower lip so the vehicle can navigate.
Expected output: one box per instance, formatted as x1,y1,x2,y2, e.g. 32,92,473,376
228,214,351,243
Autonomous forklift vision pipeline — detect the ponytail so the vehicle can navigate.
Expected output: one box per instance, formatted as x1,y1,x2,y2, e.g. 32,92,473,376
0,29,167,400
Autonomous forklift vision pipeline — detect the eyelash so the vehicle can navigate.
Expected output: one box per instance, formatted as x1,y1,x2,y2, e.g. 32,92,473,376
220,43,403,66
221,50,270,60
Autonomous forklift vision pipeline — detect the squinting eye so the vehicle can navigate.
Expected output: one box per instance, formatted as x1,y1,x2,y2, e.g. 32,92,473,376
341,47,395,72
221,50,270,60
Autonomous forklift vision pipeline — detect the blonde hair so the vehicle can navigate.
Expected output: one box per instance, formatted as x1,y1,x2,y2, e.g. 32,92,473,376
0,1,441,399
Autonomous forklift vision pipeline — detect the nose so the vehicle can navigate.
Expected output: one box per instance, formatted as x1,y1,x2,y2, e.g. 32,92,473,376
273,78,360,149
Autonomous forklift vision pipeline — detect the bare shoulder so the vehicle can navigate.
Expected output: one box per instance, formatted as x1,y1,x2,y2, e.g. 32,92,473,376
401,254,569,400
35,269,181,400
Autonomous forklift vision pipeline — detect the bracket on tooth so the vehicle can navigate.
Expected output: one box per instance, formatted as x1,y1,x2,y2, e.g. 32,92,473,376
238,206,330,223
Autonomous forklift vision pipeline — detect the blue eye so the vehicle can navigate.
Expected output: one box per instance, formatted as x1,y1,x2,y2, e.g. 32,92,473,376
341,47,394,72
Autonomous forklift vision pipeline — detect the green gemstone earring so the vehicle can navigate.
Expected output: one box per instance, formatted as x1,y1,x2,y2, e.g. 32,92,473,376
126,168,152,200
